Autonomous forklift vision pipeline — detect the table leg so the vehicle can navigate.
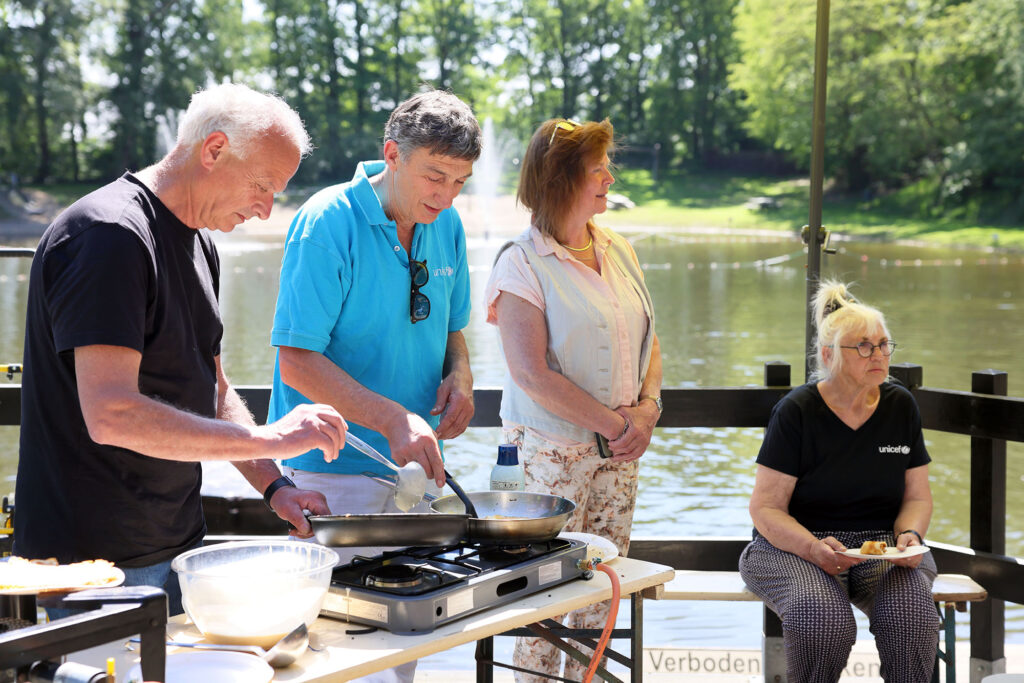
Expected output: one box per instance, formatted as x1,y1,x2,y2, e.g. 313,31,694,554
630,592,644,683
476,636,494,683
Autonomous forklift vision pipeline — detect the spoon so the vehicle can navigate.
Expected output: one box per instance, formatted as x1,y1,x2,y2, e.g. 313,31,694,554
130,623,309,668
362,473,437,502
345,433,428,511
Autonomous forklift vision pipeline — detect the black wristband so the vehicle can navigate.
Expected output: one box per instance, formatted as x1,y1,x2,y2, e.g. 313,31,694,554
263,475,296,509
898,529,924,545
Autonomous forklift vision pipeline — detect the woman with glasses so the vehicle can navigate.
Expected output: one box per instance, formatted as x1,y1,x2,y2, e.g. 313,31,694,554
738,280,939,682
483,118,662,682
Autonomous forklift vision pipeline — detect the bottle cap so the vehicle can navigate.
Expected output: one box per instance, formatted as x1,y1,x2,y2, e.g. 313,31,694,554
497,443,519,466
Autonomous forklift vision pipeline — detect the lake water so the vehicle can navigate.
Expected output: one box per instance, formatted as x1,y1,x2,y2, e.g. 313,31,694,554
1,228,1022,664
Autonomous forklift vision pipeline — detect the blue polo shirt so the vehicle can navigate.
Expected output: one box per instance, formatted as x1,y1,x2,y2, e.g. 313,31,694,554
268,161,471,476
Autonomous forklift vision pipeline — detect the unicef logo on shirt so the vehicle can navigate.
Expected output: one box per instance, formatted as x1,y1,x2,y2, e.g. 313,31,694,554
878,444,911,454
432,265,455,277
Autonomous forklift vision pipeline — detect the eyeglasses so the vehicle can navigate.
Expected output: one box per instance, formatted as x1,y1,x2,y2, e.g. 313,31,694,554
410,258,430,324
548,119,580,146
839,341,897,358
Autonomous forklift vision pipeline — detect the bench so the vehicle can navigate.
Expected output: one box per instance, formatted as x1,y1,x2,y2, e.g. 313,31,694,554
652,570,987,683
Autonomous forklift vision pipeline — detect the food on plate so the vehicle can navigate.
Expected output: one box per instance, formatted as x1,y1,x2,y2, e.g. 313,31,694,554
0,556,121,592
859,541,887,555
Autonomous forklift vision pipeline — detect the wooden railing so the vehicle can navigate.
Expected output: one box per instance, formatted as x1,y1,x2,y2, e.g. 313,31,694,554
1,361,1021,677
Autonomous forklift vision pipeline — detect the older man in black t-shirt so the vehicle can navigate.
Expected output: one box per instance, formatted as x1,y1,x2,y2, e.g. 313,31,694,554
15,83,347,615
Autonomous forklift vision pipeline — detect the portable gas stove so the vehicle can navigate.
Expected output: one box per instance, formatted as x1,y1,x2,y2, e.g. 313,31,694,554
320,537,590,634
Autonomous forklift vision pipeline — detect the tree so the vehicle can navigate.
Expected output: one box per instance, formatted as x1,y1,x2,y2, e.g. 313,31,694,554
2,0,87,183
731,0,964,191
646,0,741,166
103,0,259,175
932,0,1024,209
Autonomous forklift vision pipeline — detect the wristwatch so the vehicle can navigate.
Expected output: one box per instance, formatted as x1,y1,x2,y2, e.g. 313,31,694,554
640,395,663,414
263,475,296,509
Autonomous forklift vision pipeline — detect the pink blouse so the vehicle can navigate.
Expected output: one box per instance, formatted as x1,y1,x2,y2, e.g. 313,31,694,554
483,224,651,445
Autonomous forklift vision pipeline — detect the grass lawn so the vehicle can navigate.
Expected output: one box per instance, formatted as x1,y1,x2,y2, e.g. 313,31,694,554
603,169,1024,250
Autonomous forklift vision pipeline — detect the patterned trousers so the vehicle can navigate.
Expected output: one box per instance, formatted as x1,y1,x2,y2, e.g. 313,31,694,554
505,426,639,683
739,530,940,683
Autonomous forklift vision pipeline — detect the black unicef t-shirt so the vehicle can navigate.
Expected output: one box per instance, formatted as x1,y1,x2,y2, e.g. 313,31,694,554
756,381,930,532
15,173,221,567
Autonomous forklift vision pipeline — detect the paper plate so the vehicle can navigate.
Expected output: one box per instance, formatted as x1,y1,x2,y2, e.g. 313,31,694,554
837,545,930,560
559,531,619,563
0,562,125,596
126,651,273,683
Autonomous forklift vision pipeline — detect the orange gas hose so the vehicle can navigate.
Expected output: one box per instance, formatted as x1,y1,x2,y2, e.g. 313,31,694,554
582,562,620,683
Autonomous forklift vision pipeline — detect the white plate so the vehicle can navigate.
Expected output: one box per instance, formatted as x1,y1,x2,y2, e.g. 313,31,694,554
837,545,930,560
127,651,273,683
559,531,619,563
0,566,125,596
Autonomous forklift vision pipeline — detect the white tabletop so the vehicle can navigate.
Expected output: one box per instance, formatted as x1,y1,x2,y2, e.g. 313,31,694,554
148,556,672,682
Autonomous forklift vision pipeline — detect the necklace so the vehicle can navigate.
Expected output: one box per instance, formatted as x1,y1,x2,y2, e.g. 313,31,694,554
559,236,593,252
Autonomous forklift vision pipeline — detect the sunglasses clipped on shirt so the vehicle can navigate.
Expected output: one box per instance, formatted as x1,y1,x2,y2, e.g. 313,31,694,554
410,258,430,324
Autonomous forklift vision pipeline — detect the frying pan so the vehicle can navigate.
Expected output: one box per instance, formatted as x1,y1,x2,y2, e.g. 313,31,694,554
430,491,576,543
309,490,575,546
308,512,470,547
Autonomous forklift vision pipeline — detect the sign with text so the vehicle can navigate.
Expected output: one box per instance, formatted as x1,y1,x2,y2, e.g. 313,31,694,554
645,647,883,679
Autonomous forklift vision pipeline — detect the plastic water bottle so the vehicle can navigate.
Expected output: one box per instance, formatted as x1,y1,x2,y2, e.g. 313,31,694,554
490,444,525,491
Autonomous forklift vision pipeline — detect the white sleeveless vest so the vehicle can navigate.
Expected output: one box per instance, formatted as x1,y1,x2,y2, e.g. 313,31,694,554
499,229,656,443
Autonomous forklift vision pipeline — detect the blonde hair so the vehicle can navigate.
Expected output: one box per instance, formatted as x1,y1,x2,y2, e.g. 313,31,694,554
810,279,890,382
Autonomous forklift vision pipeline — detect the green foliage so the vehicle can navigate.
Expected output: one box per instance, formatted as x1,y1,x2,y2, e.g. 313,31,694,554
0,0,1021,225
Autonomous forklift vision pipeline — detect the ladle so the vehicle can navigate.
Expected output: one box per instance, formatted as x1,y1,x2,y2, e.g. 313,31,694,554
443,468,479,518
346,433,428,511
364,470,479,518
130,623,309,668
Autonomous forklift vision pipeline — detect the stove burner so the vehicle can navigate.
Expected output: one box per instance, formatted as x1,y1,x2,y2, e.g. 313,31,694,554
479,544,531,562
495,544,531,553
365,564,426,588
323,539,588,634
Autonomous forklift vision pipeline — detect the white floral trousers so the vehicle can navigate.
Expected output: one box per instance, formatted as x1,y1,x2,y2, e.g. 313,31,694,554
505,426,640,682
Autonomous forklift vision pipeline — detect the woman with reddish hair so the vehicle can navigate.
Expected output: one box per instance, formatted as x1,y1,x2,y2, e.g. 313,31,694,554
483,118,663,681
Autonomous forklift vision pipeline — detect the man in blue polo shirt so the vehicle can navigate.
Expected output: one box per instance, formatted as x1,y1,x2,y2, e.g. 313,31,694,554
267,91,480,574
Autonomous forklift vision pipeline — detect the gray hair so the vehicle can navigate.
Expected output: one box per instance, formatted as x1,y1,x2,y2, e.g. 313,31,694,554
384,90,482,161
810,279,890,382
176,83,312,159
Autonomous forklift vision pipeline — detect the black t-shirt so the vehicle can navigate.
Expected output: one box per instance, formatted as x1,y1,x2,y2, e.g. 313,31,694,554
15,173,221,567
756,381,930,532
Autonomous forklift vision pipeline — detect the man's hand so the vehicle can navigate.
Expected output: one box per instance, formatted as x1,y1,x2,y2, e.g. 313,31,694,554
432,369,474,441
386,413,446,487
267,486,331,538
260,403,347,462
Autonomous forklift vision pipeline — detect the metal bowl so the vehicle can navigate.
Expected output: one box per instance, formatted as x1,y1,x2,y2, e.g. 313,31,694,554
429,490,576,543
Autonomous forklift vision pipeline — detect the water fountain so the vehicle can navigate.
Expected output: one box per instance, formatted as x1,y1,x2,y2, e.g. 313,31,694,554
467,117,521,242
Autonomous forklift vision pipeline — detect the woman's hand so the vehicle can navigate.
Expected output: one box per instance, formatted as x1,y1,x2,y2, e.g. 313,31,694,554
807,536,862,575
890,531,925,568
608,402,658,462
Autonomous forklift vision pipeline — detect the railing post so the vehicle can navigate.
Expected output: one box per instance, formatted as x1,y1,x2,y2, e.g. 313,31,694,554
889,362,923,390
762,362,789,682
969,369,1007,682
764,361,791,388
